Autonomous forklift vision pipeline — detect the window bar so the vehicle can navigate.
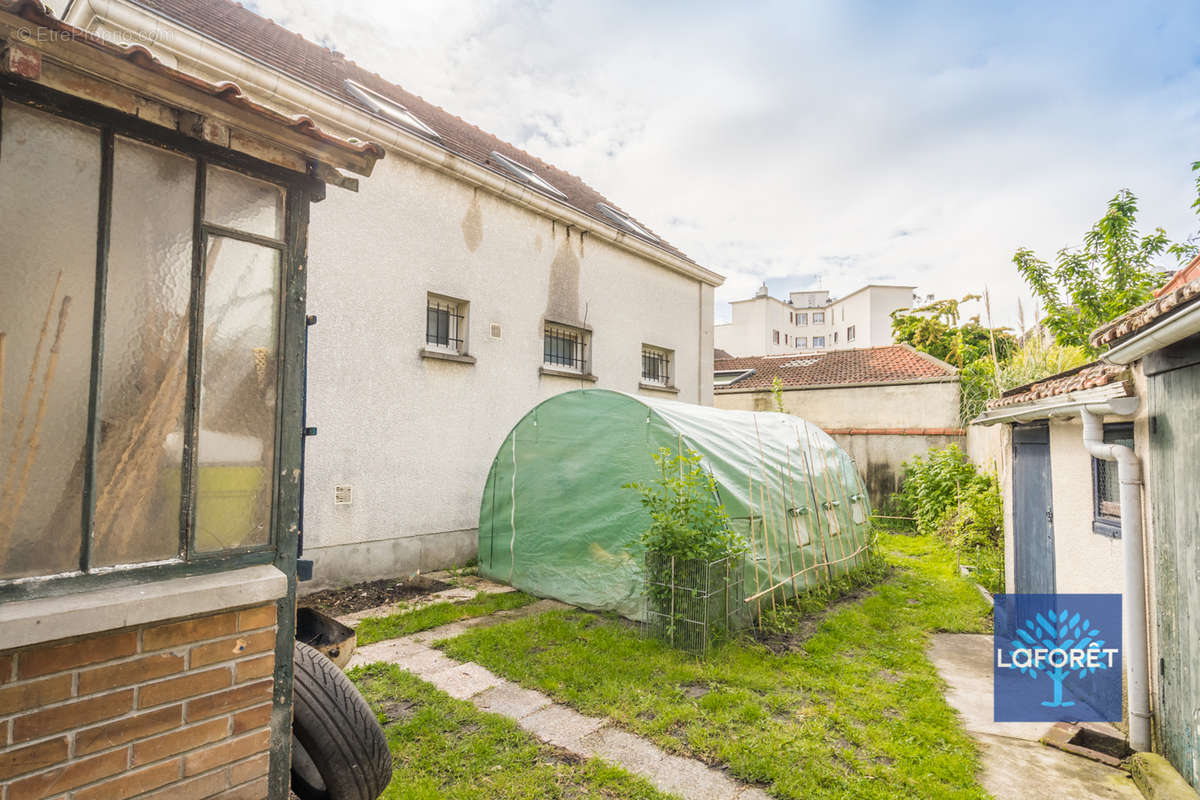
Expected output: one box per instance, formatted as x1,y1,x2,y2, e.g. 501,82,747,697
179,159,208,560
79,127,115,574
426,300,464,349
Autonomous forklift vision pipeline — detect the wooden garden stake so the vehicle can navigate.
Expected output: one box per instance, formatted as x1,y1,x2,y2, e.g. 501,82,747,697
747,473,763,621
4,296,71,541
798,423,832,582
0,271,61,523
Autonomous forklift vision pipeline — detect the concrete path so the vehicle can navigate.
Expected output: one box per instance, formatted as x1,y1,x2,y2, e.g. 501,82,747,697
350,602,771,800
929,633,1141,800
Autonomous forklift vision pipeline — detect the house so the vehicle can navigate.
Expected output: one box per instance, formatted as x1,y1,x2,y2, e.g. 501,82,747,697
60,0,725,591
973,257,1200,787
712,345,960,505
0,1,381,797
715,283,915,357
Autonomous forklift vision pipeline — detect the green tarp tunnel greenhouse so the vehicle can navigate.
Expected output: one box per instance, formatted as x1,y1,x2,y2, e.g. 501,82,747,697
478,390,873,620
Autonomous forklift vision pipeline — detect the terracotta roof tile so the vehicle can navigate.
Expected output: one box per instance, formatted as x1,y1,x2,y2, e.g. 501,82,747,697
714,345,956,391
1090,267,1200,349
985,362,1130,409
125,0,696,264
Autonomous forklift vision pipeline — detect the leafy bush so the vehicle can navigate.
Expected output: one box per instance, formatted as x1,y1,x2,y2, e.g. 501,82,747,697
624,446,746,560
894,445,983,537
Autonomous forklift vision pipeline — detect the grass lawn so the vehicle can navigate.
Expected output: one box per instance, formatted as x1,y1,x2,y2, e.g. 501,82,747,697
356,590,537,645
350,663,677,799
440,534,993,800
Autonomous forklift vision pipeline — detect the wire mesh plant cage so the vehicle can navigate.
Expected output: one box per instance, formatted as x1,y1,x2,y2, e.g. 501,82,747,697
643,551,747,656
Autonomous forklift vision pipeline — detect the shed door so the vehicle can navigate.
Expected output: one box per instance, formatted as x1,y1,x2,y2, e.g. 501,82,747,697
1012,423,1055,594
1146,338,1200,790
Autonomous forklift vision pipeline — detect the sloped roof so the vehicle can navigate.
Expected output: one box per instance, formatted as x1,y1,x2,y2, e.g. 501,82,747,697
985,362,1130,410
714,345,956,391
1091,255,1200,350
120,0,696,264
1,0,384,172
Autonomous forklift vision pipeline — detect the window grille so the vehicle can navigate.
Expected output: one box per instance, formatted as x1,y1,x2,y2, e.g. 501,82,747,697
544,322,587,371
426,296,465,352
1093,423,1133,536
796,336,808,348
796,313,807,325
642,346,672,385
813,311,825,324
813,336,826,347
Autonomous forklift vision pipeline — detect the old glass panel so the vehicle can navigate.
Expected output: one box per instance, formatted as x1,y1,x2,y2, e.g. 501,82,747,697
205,165,283,240
194,236,280,551
0,103,100,578
92,137,195,567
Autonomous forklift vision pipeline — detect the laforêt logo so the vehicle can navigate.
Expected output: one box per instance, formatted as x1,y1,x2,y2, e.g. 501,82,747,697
993,594,1122,722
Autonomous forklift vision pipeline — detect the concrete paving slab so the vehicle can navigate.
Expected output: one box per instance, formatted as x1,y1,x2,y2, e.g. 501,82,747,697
930,633,1141,800
651,753,744,800
582,727,666,778
928,633,1054,741
977,733,1140,800
426,661,502,700
474,680,553,720
384,644,458,677
345,636,426,669
518,703,608,752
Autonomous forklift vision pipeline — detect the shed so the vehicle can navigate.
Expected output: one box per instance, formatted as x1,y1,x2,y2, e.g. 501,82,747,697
478,390,873,620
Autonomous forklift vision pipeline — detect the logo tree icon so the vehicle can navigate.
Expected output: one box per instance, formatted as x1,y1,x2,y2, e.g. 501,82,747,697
1009,609,1110,708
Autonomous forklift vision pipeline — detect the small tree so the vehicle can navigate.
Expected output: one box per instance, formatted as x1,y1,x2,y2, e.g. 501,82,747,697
624,446,744,560
1014,189,1193,353
890,295,1015,369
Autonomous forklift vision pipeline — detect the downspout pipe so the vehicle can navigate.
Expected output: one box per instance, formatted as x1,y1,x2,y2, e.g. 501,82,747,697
1079,407,1151,751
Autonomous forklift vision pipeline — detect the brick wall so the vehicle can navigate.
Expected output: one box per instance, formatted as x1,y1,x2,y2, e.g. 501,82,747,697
0,603,279,800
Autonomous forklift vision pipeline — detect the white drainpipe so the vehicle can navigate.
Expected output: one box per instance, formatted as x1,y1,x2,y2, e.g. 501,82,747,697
1079,406,1151,751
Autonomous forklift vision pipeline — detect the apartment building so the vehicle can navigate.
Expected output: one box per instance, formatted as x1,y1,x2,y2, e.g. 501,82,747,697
715,284,915,357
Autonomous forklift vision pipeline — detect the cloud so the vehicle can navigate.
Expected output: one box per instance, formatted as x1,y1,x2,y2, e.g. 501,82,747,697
249,0,1200,326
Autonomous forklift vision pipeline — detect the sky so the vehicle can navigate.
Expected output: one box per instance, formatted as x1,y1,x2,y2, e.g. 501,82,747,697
246,0,1200,328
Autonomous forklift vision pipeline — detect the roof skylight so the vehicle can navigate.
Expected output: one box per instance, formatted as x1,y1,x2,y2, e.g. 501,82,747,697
596,203,658,241
714,368,755,387
488,151,567,200
344,79,439,140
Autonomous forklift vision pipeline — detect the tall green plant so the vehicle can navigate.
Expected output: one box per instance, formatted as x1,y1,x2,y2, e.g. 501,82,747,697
624,446,745,560
894,445,985,538
1014,189,1194,354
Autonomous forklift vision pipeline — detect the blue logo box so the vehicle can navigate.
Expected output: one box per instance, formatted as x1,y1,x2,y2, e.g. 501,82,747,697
993,593,1122,722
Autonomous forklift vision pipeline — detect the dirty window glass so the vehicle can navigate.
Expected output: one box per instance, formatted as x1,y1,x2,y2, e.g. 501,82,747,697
193,236,280,551
0,104,100,579
205,165,283,240
92,137,196,567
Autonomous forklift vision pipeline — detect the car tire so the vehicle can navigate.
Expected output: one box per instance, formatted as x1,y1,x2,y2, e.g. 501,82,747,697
291,641,392,800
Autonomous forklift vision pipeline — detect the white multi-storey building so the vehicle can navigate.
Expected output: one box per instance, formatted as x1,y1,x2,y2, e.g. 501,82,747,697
715,284,915,357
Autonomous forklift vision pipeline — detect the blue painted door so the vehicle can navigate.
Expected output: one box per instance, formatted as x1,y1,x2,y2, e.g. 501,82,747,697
1012,423,1055,594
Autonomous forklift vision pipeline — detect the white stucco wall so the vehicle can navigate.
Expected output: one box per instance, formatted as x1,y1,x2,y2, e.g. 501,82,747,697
714,379,960,430
1047,418,1125,596
301,154,714,588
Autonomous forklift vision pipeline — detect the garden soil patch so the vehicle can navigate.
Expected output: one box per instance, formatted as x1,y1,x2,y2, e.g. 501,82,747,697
300,575,452,616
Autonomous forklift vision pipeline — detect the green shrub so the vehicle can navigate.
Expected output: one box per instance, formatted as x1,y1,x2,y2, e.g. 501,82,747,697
894,444,984,538
624,446,746,560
